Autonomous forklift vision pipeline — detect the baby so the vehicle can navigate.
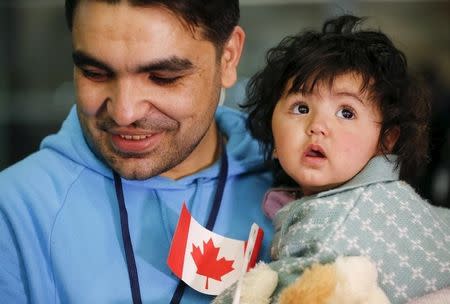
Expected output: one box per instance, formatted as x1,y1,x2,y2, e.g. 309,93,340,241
215,14,450,304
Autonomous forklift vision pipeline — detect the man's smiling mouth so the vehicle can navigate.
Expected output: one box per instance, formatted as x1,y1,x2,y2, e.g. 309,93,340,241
119,135,152,140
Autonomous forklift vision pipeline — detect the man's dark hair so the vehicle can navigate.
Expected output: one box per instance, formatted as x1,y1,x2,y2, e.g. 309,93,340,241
244,15,430,185
65,0,239,49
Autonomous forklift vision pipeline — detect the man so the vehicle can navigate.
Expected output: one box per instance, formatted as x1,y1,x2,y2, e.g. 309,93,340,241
0,1,273,303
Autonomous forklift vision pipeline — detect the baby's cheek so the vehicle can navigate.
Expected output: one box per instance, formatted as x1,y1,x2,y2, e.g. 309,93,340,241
338,132,361,153
338,131,374,166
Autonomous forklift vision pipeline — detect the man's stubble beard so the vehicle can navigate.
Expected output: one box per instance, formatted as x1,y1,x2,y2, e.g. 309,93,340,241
108,126,209,180
77,108,216,180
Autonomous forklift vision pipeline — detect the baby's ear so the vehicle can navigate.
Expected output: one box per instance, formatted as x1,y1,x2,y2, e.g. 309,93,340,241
382,127,400,153
272,148,278,159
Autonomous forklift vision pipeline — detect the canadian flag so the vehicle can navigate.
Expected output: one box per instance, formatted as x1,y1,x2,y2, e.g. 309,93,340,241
167,203,264,295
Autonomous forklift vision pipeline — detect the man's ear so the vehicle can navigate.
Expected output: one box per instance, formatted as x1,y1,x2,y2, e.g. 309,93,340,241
220,26,245,88
383,127,400,153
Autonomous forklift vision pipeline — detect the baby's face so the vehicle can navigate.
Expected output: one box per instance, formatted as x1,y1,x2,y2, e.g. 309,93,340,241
272,72,382,195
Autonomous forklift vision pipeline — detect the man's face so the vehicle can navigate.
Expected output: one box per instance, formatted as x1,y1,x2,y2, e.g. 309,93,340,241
72,2,240,180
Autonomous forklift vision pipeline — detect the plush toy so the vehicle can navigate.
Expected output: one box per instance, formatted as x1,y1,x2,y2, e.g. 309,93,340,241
239,256,390,304
239,262,278,304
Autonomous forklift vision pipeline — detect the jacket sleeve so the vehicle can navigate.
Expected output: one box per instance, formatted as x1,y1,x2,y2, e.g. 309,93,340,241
0,210,29,303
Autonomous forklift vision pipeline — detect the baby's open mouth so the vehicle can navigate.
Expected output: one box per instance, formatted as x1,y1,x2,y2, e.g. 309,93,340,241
305,145,326,158
306,150,325,158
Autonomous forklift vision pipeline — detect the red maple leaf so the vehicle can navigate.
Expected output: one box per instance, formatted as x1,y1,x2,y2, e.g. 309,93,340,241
191,238,235,289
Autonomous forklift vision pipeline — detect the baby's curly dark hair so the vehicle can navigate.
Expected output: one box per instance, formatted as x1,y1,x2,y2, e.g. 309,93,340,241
243,15,430,186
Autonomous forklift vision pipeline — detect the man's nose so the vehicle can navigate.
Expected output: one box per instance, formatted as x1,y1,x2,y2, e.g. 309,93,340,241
106,78,148,126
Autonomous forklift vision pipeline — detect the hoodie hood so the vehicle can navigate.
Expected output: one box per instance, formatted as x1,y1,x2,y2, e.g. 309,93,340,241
40,105,266,189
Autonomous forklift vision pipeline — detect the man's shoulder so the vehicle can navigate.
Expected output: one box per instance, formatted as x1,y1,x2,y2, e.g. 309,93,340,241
215,106,247,130
1,147,82,179
0,148,85,211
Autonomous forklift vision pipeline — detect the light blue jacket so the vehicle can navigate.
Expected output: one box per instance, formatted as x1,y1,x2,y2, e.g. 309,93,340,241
0,106,273,304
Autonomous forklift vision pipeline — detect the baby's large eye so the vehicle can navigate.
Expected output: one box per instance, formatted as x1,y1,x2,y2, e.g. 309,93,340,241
292,104,309,114
336,107,355,120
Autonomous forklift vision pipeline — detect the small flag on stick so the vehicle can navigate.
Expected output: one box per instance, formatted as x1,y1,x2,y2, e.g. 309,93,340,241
167,203,264,295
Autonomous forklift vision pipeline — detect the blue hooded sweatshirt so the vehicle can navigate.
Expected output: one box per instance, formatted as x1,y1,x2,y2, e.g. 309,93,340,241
0,105,273,304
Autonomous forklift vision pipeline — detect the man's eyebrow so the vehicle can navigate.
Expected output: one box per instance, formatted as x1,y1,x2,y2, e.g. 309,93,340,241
72,51,113,72
136,56,194,74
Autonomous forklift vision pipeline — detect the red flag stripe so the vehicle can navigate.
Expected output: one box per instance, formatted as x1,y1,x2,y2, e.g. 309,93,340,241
167,204,191,277
247,228,264,271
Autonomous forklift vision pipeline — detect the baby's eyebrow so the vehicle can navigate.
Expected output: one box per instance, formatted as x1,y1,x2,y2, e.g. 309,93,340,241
335,91,364,103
